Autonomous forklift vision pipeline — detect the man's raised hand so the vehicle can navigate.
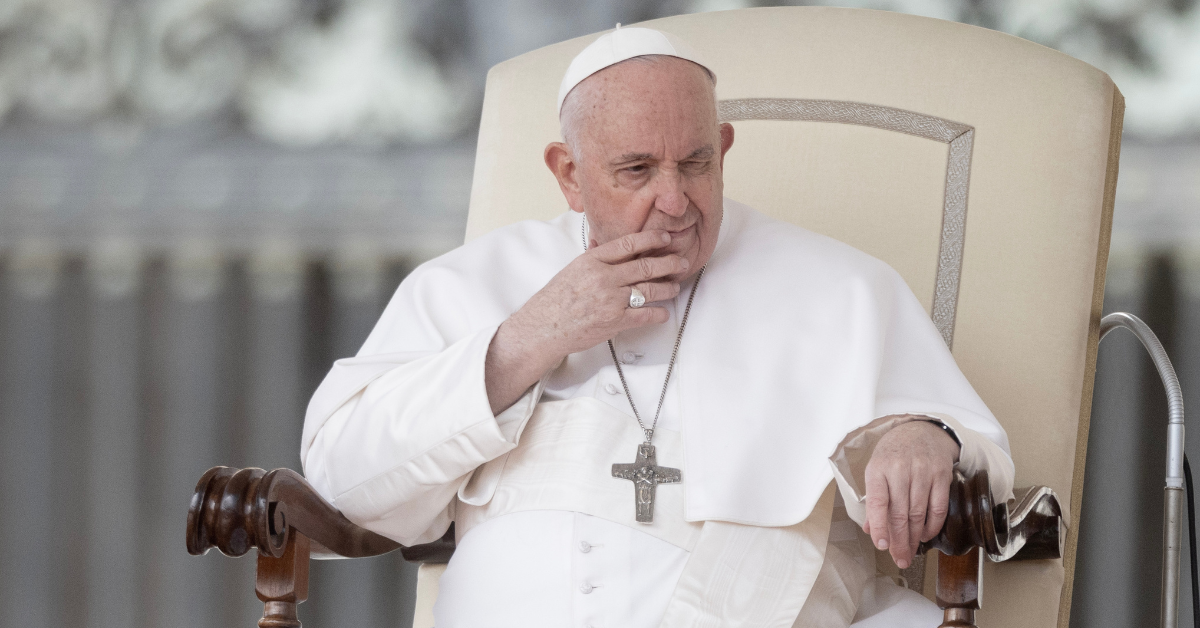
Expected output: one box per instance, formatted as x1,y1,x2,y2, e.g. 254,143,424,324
484,230,688,415
862,419,960,570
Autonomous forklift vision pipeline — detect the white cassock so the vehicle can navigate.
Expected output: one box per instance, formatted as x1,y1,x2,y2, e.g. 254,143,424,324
301,199,1016,628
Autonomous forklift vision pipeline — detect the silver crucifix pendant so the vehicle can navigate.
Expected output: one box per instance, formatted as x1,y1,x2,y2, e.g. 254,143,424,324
612,443,681,523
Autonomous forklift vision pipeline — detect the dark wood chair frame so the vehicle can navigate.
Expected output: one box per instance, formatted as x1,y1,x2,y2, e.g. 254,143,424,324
187,465,1064,628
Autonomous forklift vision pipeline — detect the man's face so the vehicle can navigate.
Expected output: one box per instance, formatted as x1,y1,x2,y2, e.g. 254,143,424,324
548,57,734,282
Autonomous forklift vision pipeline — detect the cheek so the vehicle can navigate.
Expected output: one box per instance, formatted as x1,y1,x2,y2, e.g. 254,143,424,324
697,206,723,254
684,171,721,201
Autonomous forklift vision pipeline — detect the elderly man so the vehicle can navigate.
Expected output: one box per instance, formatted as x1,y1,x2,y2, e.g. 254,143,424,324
302,27,1014,628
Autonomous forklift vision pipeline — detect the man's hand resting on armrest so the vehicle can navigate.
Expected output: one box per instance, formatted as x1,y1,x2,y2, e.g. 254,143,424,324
863,419,961,569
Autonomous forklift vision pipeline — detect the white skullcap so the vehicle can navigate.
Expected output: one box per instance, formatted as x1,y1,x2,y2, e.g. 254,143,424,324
557,25,714,114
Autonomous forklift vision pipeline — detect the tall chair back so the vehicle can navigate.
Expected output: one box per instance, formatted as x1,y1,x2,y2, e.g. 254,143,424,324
464,8,1123,626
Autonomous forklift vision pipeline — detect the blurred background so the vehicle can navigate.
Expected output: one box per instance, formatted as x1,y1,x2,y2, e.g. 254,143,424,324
0,0,1196,627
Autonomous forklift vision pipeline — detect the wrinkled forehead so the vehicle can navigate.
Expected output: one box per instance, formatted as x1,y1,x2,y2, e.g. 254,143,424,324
566,56,718,128
565,54,715,108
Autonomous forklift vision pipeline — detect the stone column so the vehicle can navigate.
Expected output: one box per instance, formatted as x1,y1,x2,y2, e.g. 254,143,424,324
0,243,63,628
1172,247,1200,623
145,244,227,628
84,242,145,628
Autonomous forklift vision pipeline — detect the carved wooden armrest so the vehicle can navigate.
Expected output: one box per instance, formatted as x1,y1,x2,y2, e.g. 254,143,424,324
186,466,453,628
917,468,1065,628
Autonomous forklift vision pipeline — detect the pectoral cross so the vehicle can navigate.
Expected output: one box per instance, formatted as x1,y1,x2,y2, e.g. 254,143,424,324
612,443,681,523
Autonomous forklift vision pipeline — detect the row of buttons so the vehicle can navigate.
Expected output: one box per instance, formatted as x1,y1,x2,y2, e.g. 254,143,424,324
603,352,643,398
579,540,597,594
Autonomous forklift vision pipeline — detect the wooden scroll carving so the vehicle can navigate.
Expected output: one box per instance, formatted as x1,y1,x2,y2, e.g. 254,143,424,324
186,466,455,627
918,469,1066,628
186,466,1061,628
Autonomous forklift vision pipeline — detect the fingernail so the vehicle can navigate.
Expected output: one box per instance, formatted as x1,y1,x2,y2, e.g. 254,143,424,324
662,232,671,242
673,283,681,292
680,258,690,269
876,539,888,550
897,559,909,569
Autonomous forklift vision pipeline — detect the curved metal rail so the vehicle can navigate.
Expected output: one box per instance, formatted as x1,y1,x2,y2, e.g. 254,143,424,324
1099,312,1186,628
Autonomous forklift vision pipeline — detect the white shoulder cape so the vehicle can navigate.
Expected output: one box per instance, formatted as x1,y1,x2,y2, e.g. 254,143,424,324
302,198,1012,527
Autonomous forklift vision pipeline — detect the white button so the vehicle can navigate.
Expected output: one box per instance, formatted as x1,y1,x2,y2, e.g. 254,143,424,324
604,384,619,395
579,541,592,553
621,351,640,364
579,583,594,594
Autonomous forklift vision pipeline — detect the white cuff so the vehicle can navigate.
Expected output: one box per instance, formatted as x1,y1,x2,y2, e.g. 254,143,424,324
493,370,552,444
458,363,557,507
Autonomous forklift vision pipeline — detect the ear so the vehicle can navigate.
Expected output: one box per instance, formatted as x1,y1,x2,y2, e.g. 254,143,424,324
718,123,735,168
545,142,583,213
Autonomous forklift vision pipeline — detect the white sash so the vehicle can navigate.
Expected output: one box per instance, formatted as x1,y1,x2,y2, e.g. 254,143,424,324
455,398,837,627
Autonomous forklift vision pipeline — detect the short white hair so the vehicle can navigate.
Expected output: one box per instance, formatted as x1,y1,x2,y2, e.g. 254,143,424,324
559,54,717,161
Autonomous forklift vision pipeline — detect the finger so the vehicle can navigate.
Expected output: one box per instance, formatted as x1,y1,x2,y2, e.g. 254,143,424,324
631,281,681,304
590,230,672,264
887,470,913,569
922,471,952,542
620,305,671,328
614,254,690,285
907,472,931,560
864,466,891,552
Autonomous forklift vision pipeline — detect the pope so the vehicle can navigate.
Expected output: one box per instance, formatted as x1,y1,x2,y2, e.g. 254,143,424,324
301,26,1015,627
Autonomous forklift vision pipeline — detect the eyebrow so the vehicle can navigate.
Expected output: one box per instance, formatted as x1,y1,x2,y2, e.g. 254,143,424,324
612,152,654,166
611,145,715,167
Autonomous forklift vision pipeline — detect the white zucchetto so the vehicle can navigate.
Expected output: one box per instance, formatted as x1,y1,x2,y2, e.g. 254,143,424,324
557,25,715,114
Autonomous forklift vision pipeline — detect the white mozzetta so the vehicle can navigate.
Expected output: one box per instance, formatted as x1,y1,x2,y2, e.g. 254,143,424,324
302,199,1014,538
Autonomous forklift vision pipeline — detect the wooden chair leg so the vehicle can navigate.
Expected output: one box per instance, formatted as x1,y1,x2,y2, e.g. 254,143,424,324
935,548,982,628
255,532,310,628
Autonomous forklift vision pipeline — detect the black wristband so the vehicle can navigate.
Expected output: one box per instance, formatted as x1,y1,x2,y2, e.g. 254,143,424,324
920,418,961,447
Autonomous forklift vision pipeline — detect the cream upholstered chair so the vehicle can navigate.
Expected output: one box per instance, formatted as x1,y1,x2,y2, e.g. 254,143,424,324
436,7,1121,628
185,7,1124,628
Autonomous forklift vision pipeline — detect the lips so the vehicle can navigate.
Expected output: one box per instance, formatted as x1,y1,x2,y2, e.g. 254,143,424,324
667,224,695,238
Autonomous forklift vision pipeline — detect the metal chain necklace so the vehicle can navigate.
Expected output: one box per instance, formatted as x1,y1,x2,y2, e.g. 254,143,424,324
606,272,703,444
583,217,704,523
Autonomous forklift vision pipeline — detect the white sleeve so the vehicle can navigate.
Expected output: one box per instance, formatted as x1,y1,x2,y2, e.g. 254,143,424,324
827,413,1016,527
302,323,547,546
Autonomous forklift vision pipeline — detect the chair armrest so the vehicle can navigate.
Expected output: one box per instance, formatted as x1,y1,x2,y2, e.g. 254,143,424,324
186,466,455,627
919,468,1064,562
186,465,455,561
919,469,1065,628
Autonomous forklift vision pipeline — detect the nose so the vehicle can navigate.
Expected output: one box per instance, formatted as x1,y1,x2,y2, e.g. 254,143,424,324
652,170,688,218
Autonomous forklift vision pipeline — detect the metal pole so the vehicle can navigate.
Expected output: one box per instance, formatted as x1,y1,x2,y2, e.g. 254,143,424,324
1100,312,1186,628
